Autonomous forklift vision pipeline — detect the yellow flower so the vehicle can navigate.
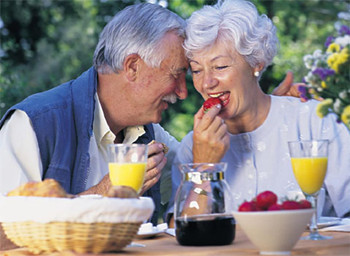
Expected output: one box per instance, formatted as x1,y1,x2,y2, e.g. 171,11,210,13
338,47,349,65
327,48,349,73
321,81,327,88
327,53,339,71
341,105,350,128
309,88,316,95
316,99,333,118
326,43,340,53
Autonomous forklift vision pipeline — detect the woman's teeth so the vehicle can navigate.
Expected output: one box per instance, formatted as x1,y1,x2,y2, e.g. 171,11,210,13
209,93,224,98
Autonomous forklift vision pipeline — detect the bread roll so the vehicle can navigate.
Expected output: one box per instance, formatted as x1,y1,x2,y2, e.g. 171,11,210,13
7,179,68,198
104,186,139,199
149,140,169,154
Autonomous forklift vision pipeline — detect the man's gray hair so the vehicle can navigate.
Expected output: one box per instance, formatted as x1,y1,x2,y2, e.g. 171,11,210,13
94,3,186,74
184,0,278,73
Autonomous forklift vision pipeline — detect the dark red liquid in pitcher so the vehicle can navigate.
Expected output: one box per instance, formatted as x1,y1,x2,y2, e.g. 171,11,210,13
175,214,236,246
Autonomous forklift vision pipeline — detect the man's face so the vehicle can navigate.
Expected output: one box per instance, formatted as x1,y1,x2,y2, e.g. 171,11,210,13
130,32,188,124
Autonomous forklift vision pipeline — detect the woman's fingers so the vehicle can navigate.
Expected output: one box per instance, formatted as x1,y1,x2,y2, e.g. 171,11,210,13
194,103,222,130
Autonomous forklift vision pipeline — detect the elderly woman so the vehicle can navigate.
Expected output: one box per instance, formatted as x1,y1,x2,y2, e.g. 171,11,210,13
169,0,350,219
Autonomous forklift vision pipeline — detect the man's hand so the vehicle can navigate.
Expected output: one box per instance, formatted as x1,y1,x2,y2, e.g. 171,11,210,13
192,103,229,163
140,142,167,195
80,142,167,196
272,71,307,102
79,174,111,196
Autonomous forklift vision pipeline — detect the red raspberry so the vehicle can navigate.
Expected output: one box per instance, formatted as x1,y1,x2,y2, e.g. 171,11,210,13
203,97,223,113
299,199,312,209
238,201,257,212
282,200,302,210
256,191,278,210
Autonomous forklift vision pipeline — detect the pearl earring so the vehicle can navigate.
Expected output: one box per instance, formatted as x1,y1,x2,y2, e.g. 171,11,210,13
254,71,260,77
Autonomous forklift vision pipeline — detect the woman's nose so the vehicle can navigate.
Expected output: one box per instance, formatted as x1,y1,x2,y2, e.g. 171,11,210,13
203,70,218,89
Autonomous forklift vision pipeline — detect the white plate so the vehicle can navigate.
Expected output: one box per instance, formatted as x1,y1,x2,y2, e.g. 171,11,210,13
136,223,167,239
317,216,341,228
165,228,175,237
136,229,164,239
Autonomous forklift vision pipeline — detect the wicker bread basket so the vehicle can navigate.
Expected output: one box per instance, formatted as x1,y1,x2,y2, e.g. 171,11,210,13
0,196,154,254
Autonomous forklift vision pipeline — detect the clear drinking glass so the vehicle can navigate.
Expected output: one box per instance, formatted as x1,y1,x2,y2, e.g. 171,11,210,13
107,144,148,194
288,140,332,240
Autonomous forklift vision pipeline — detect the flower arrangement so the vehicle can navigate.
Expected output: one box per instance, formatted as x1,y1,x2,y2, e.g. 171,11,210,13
302,16,350,130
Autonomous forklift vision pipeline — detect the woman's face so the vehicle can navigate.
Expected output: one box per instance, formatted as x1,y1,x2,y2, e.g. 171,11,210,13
189,40,257,120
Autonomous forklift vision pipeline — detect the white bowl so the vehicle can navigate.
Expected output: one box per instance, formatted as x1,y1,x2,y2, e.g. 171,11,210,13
233,209,314,255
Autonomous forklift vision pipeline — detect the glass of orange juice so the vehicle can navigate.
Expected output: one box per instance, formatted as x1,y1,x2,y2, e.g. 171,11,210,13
108,144,148,194
288,139,331,240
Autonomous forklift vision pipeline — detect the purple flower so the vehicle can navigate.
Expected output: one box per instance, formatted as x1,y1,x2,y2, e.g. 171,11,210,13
312,68,335,81
298,85,309,101
324,36,334,48
339,25,350,36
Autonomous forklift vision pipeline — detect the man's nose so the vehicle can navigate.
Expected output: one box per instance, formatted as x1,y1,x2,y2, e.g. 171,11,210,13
175,76,188,100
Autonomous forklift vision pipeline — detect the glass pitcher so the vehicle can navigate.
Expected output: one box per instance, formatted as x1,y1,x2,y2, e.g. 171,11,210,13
174,162,235,246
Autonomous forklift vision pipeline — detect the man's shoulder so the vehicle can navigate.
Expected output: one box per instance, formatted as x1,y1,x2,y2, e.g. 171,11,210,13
15,82,74,117
12,67,95,118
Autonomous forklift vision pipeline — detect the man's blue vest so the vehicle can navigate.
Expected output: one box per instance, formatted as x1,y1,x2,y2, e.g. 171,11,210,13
0,67,160,224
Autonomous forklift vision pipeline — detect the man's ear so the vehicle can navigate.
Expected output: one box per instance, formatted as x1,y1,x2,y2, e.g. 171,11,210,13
123,54,141,81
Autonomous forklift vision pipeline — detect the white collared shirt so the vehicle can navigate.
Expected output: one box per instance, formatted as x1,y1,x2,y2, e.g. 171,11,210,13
86,94,146,189
0,93,179,196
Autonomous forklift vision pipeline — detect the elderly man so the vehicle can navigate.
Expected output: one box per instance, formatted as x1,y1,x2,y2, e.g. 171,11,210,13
0,3,187,249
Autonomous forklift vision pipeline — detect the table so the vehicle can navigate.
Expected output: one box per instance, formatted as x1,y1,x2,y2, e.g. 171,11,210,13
1,229,350,256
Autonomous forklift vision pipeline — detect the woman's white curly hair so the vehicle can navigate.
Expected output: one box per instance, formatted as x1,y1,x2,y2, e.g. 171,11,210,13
184,0,279,74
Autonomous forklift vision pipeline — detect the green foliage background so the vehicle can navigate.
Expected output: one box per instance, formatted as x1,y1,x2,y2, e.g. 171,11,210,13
0,0,347,141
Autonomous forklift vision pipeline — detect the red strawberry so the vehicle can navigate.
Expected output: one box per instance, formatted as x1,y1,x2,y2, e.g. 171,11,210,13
267,203,283,211
238,201,257,212
203,97,223,113
282,200,302,210
299,199,312,209
256,190,278,210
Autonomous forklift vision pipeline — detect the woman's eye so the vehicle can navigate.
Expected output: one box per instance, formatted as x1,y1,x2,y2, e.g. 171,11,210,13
216,65,228,70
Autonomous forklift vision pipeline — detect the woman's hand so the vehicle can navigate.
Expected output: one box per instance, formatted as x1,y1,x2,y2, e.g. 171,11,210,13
140,142,167,195
192,104,230,163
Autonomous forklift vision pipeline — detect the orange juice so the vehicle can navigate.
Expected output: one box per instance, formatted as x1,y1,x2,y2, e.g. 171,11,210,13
291,157,328,195
109,162,146,193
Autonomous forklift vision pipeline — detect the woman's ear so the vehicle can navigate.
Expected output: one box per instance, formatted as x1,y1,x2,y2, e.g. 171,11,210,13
253,63,265,77
123,54,141,81
256,62,265,72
